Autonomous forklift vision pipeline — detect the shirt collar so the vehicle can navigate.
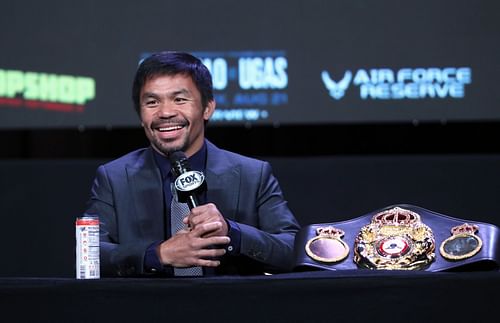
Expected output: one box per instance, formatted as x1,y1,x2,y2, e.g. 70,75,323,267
152,140,207,180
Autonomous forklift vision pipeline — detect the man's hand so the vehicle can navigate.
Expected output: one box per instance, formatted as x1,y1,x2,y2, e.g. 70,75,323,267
157,221,230,268
184,203,229,238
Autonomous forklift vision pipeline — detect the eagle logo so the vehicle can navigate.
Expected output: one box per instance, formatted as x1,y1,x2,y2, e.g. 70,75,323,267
321,70,352,100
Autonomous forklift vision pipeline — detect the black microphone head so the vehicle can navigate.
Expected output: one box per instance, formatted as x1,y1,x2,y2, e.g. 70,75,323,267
168,150,187,164
168,151,206,208
169,151,190,177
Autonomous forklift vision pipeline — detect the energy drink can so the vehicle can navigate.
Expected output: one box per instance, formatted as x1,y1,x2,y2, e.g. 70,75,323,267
75,216,100,279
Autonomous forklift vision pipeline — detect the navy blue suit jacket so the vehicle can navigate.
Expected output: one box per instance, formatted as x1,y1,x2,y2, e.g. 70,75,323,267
84,140,300,276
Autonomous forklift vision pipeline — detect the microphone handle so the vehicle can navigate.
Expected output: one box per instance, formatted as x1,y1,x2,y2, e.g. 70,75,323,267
186,194,199,210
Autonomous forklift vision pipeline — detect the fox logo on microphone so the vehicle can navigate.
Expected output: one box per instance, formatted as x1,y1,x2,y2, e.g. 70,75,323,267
174,171,205,192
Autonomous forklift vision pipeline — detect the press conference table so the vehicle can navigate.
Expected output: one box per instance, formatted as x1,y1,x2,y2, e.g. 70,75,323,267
1,270,499,323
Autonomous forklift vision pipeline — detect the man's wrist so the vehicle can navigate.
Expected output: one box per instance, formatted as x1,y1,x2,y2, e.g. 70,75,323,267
144,241,165,273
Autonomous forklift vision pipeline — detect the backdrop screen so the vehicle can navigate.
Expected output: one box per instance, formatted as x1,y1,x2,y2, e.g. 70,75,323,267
1,0,499,129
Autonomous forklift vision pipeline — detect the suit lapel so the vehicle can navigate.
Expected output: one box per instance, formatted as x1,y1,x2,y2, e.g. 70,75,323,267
126,148,165,241
205,141,240,221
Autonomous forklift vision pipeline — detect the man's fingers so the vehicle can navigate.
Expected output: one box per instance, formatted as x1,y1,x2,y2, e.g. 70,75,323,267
197,247,227,259
191,221,226,236
176,226,230,245
187,203,225,227
194,248,228,267
190,233,231,247
205,235,231,246
193,259,221,267
176,248,228,268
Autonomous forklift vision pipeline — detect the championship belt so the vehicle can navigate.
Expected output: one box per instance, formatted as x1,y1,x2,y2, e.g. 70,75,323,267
440,223,483,260
353,207,435,270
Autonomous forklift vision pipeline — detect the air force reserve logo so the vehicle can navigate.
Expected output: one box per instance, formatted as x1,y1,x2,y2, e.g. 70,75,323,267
321,67,471,101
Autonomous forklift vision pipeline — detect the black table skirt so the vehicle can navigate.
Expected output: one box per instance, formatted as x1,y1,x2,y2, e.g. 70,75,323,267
1,270,499,323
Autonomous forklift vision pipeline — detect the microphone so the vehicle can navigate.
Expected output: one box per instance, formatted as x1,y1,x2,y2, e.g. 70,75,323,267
168,151,206,209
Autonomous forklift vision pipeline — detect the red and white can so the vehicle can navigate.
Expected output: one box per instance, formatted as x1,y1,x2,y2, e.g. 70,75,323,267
75,216,100,279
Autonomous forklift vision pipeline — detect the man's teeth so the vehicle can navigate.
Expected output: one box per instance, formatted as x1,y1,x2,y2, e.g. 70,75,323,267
158,126,183,132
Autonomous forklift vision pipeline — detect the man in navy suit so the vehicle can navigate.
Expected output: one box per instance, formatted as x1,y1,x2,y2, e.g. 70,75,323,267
84,51,300,277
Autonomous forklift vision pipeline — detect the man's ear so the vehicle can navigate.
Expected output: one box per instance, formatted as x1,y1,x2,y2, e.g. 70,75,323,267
203,100,216,121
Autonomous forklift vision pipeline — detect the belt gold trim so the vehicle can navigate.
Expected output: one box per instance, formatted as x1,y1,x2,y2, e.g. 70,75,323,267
305,226,349,263
440,223,482,260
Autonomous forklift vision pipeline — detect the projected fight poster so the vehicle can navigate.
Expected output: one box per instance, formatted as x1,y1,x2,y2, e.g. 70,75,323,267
0,0,499,129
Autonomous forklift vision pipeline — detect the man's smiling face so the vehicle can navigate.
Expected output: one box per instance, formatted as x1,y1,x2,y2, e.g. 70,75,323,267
139,73,215,157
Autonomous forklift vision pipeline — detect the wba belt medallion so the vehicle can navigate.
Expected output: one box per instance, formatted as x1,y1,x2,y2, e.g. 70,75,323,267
354,207,435,270
305,226,349,263
440,223,482,261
